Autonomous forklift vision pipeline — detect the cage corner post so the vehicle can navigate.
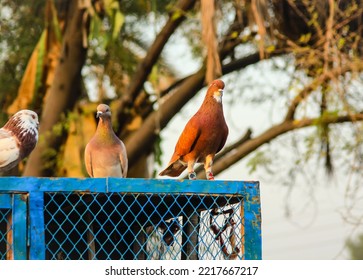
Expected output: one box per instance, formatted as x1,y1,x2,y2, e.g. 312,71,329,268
28,191,46,260
242,181,262,260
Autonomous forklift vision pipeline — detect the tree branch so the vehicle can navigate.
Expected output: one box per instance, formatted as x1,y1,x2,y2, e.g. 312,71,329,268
158,52,263,99
284,73,327,121
201,113,363,178
130,11,260,130
188,128,252,178
284,65,358,121
116,0,197,131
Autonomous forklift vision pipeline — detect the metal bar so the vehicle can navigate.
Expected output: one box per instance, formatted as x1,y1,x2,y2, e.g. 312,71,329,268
0,194,12,208
28,191,45,259
108,178,244,195
240,202,245,259
12,194,27,260
0,194,14,260
181,213,199,260
242,182,262,260
0,177,245,195
6,210,13,260
0,177,106,193
85,212,96,260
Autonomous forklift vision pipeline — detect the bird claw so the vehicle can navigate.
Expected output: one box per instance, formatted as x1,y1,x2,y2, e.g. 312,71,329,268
206,171,215,180
188,172,197,180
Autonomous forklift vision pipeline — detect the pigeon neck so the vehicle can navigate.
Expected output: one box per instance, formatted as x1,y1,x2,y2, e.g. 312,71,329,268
96,117,116,140
202,94,223,109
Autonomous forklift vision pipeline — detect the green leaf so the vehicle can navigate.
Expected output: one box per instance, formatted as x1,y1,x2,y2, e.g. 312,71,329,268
246,151,272,174
153,134,163,167
112,10,124,41
34,31,46,96
49,0,62,42
266,45,276,53
171,10,182,21
89,14,102,41
298,33,311,44
338,38,345,50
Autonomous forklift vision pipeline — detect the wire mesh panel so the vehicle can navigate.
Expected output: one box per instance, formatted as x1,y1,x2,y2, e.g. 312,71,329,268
0,177,261,260
44,192,244,260
0,208,12,260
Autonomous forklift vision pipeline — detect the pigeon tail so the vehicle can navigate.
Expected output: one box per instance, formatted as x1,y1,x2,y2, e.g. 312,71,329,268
159,160,186,177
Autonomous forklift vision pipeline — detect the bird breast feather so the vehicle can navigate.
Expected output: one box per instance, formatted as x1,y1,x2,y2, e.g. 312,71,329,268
0,131,20,169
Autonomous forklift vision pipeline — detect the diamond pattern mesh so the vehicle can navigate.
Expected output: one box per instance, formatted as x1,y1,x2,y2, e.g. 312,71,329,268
0,209,13,260
44,192,244,260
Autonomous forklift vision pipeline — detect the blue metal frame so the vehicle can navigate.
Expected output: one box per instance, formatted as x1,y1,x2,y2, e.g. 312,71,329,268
0,177,261,260
0,193,27,260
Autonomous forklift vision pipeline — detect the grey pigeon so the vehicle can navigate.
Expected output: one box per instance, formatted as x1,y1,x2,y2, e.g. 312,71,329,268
84,104,128,177
0,110,39,172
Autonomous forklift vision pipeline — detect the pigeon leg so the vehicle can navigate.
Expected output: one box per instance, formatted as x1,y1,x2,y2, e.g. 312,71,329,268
187,160,197,180
206,171,214,180
204,155,215,180
188,172,197,180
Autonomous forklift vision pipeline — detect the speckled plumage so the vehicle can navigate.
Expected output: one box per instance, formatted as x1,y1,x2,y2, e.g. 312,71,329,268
0,110,39,172
84,104,128,178
159,79,228,180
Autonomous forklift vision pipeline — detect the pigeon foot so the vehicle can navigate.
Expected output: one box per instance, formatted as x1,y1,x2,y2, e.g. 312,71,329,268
188,172,197,180
206,171,215,180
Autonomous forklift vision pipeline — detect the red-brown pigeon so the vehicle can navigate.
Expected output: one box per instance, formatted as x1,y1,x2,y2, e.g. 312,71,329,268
84,104,128,178
0,110,39,172
159,79,228,180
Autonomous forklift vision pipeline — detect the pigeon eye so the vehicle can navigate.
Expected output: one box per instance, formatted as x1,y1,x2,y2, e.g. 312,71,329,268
31,114,36,119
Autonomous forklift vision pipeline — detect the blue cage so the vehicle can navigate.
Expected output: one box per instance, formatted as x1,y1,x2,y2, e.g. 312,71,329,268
0,177,261,260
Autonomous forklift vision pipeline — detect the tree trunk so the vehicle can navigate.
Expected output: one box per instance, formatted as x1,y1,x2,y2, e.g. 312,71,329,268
24,0,90,176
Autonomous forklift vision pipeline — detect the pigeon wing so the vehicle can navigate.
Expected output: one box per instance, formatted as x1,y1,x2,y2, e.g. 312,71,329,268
173,116,201,158
159,116,201,176
84,142,94,177
118,140,128,178
216,124,229,154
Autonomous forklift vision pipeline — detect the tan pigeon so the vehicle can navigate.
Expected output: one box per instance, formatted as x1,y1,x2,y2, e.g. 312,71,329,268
84,104,128,178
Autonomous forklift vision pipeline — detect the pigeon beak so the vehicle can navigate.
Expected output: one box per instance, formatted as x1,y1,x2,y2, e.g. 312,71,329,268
96,111,103,118
214,89,223,97
213,89,223,103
